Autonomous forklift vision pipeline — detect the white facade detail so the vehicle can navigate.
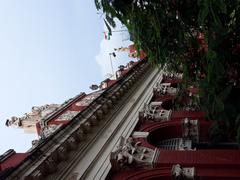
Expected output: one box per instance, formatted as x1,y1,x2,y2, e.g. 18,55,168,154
4,62,161,180
5,104,60,133
110,137,156,169
41,124,62,138
154,82,178,95
172,164,195,180
164,73,183,79
182,118,199,143
132,131,149,138
56,111,79,121
143,103,172,121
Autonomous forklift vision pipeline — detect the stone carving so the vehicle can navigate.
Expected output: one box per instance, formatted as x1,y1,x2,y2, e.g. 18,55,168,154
44,156,57,173
149,101,163,110
182,118,199,143
154,82,178,95
164,73,183,79
184,95,201,111
32,140,39,147
132,131,149,138
171,164,195,180
41,124,62,139
56,111,79,121
178,138,195,151
99,79,110,89
142,103,172,121
5,116,22,128
5,104,60,133
57,146,68,161
30,169,44,179
6,104,59,127
110,137,156,170
67,136,78,150
68,172,79,180
75,92,102,107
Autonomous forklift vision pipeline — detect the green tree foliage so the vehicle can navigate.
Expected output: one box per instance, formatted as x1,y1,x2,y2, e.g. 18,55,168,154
95,0,240,143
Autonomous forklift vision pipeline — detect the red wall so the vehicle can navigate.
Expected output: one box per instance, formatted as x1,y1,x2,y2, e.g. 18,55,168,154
0,153,29,171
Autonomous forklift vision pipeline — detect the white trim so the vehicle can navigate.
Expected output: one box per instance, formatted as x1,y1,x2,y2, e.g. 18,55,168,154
63,68,162,180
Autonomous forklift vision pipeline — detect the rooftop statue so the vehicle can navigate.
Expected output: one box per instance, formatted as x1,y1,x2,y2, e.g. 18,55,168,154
5,104,60,131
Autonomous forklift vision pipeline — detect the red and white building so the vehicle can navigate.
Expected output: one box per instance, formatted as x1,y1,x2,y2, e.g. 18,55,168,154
1,53,240,180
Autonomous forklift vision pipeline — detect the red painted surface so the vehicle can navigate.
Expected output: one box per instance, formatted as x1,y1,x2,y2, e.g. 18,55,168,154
107,79,117,87
133,137,155,149
116,61,141,79
136,117,211,147
47,93,89,125
142,120,182,137
162,77,182,84
157,150,240,168
0,153,29,171
48,116,76,125
199,120,212,141
109,64,240,179
36,122,41,136
128,44,147,60
111,166,240,180
39,60,147,132
139,50,147,60
196,167,240,179
138,119,181,132
134,120,182,149
171,111,205,120
123,69,130,75
111,168,172,180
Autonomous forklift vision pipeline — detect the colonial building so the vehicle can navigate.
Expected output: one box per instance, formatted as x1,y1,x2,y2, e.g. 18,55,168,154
1,52,240,179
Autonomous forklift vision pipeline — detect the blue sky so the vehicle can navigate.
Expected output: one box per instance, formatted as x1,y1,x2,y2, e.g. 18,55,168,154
0,1,132,154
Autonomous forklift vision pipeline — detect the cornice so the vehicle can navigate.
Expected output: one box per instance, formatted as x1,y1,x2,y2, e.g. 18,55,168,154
5,60,155,180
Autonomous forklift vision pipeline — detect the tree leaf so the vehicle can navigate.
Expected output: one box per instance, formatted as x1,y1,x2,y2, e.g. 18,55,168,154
198,0,209,25
214,0,227,14
219,85,232,101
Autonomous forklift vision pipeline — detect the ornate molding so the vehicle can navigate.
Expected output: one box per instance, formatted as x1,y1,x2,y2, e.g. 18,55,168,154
154,82,178,95
4,60,153,180
74,127,86,141
132,131,149,138
164,73,183,80
178,138,194,151
141,103,172,121
110,137,156,170
171,164,195,180
57,145,68,161
182,118,199,143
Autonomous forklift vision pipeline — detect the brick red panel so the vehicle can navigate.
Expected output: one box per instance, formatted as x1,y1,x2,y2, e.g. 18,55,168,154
157,150,240,168
0,153,29,171
171,111,205,120
111,167,172,180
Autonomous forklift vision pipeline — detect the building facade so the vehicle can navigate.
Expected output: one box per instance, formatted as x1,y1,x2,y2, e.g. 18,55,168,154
1,54,240,179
